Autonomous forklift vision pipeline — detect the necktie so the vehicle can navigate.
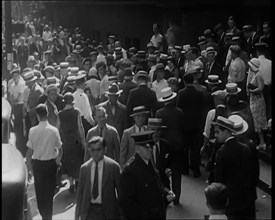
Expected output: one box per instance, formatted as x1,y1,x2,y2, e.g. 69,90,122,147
111,105,115,115
92,162,99,200
155,143,160,166
99,128,103,137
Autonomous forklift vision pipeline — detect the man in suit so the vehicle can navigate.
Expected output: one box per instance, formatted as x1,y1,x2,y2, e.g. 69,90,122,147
126,70,158,125
177,73,205,178
85,107,120,163
120,106,149,168
98,83,127,140
119,131,175,220
156,87,185,205
75,136,121,220
213,116,258,220
23,70,44,134
204,47,224,87
148,118,171,191
118,68,137,105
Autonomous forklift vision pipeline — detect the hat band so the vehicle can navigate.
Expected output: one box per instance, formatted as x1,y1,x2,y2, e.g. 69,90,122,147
226,88,237,93
216,119,234,131
162,93,173,100
148,121,162,127
234,124,243,132
209,78,219,83
249,61,259,69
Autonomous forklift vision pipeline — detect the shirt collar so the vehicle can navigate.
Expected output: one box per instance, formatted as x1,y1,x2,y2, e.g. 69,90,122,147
225,136,235,143
209,214,228,220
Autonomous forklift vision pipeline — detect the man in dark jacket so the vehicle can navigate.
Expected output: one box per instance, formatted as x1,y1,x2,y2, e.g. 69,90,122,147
98,83,127,140
126,71,158,125
213,116,259,220
156,87,185,205
177,73,205,178
119,131,175,220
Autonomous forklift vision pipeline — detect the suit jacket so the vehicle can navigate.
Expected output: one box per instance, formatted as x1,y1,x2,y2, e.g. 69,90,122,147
126,84,158,121
85,124,120,163
59,75,68,94
98,100,127,140
75,156,121,220
154,138,171,190
118,80,137,105
156,103,185,152
119,153,167,220
177,85,205,131
27,83,44,126
204,60,225,86
38,93,64,111
214,137,258,213
119,125,149,168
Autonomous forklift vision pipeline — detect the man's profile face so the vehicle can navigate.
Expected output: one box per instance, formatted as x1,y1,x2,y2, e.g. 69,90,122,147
89,142,105,162
133,114,146,128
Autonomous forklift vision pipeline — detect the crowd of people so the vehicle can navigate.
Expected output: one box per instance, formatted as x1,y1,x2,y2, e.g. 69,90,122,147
2,12,272,220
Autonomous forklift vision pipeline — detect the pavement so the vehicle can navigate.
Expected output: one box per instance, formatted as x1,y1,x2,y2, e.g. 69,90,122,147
28,164,272,220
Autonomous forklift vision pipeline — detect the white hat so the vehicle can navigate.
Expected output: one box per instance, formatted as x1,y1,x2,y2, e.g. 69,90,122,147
228,114,248,135
248,58,260,72
158,87,177,102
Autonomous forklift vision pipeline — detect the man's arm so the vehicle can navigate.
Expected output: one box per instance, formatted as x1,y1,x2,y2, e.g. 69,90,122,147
120,131,129,168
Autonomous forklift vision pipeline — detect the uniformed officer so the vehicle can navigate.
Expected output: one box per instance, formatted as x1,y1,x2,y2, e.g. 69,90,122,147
119,131,175,220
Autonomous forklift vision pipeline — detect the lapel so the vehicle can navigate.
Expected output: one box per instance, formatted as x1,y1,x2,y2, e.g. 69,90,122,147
86,160,92,199
102,156,109,192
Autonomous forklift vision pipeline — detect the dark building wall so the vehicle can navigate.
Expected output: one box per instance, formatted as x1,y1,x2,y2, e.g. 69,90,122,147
45,1,271,50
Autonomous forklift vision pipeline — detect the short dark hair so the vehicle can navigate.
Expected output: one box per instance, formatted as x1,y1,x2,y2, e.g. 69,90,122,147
183,73,194,84
88,136,106,148
189,47,199,57
35,104,48,117
96,61,106,70
205,182,228,211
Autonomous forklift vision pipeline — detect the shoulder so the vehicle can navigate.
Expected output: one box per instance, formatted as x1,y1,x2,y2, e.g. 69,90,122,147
121,156,137,174
81,158,93,169
104,156,120,168
106,124,118,133
98,100,108,107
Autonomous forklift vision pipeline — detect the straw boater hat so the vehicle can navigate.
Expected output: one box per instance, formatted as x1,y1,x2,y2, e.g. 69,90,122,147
10,67,21,75
130,106,150,117
44,66,55,75
224,83,241,94
45,83,59,94
70,67,79,76
147,54,157,62
148,118,167,129
59,62,69,71
23,70,37,83
158,87,177,102
131,130,155,146
248,58,260,72
228,114,248,135
135,70,149,81
74,70,86,81
105,83,122,96
205,75,222,85
205,46,217,56
211,116,236,133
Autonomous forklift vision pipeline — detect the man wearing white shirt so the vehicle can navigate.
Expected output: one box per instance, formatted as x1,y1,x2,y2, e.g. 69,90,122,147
75,136,121,220
256,43,272,119
73,71,95,134
8,68,26,105
152,63,169,100
97,62,110,103
150,23,164,52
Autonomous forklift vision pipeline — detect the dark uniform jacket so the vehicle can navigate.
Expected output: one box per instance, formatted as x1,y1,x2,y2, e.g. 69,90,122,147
119,153,168,220
118,80,137,105
214,137,258,213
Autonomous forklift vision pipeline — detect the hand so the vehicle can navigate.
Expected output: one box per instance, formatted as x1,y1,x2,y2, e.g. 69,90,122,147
56,157,62,167
165,168,172,177
200,145,207,155
166,190,176,203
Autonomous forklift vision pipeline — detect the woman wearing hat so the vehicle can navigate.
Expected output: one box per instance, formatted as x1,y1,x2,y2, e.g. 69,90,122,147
246,58,268,150
58,92,85,192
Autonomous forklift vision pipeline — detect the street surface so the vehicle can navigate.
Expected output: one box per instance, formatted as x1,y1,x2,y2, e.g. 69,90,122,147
28,166,271,220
